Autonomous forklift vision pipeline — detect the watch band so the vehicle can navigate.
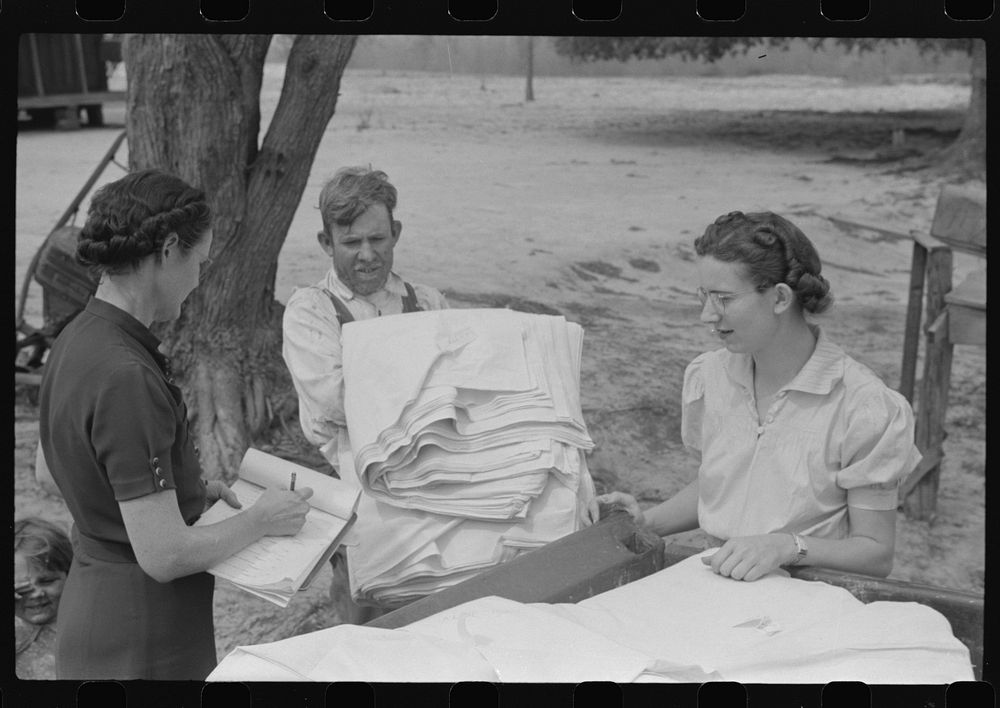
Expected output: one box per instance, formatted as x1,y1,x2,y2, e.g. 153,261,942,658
790,533,808,565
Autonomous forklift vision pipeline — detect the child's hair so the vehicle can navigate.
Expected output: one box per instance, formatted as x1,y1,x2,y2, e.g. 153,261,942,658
694,211,833,314
14,517,73,574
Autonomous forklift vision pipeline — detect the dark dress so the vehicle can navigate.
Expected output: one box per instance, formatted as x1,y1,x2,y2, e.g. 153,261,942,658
39,298,217,680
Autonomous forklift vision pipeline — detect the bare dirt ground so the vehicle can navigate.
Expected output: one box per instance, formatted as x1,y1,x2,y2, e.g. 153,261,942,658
14,68,985,662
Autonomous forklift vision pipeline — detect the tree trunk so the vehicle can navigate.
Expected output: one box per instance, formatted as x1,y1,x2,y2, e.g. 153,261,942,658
941,38,985,176
123,34,358,480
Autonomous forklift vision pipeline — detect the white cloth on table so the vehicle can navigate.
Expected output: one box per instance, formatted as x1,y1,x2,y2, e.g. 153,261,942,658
566,552,973,683
207,596,666,683
208,552,974,683
207,623,500,682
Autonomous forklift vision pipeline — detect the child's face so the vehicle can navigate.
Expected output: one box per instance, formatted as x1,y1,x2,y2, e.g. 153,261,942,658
14,552,66,625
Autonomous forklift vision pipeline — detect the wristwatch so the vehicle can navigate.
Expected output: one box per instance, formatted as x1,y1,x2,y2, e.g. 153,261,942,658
790,533,809,566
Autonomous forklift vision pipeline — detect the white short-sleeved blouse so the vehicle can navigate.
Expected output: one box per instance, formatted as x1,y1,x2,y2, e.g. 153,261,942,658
681,327,921,541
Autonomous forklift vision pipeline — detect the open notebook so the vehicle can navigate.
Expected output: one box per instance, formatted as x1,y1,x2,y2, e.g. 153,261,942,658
195,448,360,607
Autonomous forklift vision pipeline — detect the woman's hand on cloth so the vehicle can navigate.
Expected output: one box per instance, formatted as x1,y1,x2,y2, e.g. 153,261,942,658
249,487,314,536
701,533,798,581
593,492,645,526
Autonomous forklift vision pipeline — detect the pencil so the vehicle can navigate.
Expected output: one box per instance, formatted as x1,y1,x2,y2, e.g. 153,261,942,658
290,472,296,492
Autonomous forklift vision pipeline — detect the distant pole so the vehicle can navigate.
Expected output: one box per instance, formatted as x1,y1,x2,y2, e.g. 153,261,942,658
524,36,535,102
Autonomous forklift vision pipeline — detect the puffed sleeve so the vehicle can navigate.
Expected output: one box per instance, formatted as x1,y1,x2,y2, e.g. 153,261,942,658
281,288,348,433
680,353,709,454
838,385,922,511
92,361,178,501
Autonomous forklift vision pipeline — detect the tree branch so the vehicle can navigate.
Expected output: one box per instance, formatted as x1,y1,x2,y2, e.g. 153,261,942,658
217,34,272,167
231,35,358,323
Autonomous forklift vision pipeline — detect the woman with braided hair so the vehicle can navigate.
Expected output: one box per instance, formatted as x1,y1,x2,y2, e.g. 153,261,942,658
39,169,313,679
597,211,920,582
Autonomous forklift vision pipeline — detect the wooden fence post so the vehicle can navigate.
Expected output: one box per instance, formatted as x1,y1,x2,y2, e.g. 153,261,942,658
899,240,928,403
903,246,953,520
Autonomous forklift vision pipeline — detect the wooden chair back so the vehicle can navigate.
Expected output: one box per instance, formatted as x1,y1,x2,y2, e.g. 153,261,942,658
930,184,986,258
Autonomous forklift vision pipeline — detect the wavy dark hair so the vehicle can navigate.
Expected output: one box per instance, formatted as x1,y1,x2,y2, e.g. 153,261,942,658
14,517,73,575
694,211,833,314
318,166,398,234
76,169,211,275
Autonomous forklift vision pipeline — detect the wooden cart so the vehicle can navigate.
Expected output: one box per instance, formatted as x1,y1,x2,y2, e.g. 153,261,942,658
15,131,127,387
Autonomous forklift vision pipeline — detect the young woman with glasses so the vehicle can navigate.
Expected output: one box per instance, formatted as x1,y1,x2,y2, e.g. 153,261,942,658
597,211,920,582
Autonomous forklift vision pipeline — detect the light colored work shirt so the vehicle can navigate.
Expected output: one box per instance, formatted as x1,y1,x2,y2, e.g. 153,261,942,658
681,327,921,542
282,269,448,465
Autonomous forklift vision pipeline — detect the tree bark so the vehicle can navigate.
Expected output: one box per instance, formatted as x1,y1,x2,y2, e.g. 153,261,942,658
123,34,357,480
941,38,985,176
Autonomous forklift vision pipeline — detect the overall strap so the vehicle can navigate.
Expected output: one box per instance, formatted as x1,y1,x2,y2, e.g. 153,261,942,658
321,283,422,326
321,288,355,327
402,282,424,313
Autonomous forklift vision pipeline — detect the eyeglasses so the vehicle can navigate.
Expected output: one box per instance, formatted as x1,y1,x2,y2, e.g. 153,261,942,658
696,286,764,314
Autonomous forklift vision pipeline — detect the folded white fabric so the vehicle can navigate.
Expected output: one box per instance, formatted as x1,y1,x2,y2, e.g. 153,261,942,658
208,553,974,683
342,308,594,520
342,309,534,460
346,457,590,606
338,309,596,605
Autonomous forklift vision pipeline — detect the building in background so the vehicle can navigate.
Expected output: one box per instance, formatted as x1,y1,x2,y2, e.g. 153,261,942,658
18,34,124,129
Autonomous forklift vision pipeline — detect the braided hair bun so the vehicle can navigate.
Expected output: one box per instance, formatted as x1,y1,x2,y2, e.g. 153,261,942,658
77,169,211,275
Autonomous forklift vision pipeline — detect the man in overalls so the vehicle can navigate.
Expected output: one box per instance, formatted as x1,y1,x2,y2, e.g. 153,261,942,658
282,166,448,623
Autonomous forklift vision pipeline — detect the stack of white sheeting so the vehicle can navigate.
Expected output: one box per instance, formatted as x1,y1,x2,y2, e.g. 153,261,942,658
341,439,593,606
207,552,975,683
339,309,596,605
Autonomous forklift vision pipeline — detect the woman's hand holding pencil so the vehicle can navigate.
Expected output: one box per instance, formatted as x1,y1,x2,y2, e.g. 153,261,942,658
250,485,314,537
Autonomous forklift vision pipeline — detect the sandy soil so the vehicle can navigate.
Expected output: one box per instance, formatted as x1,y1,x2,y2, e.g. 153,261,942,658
14,68,985,662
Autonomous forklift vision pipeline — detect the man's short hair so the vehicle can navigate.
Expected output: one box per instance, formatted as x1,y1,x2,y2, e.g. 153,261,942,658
318,167,398,234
